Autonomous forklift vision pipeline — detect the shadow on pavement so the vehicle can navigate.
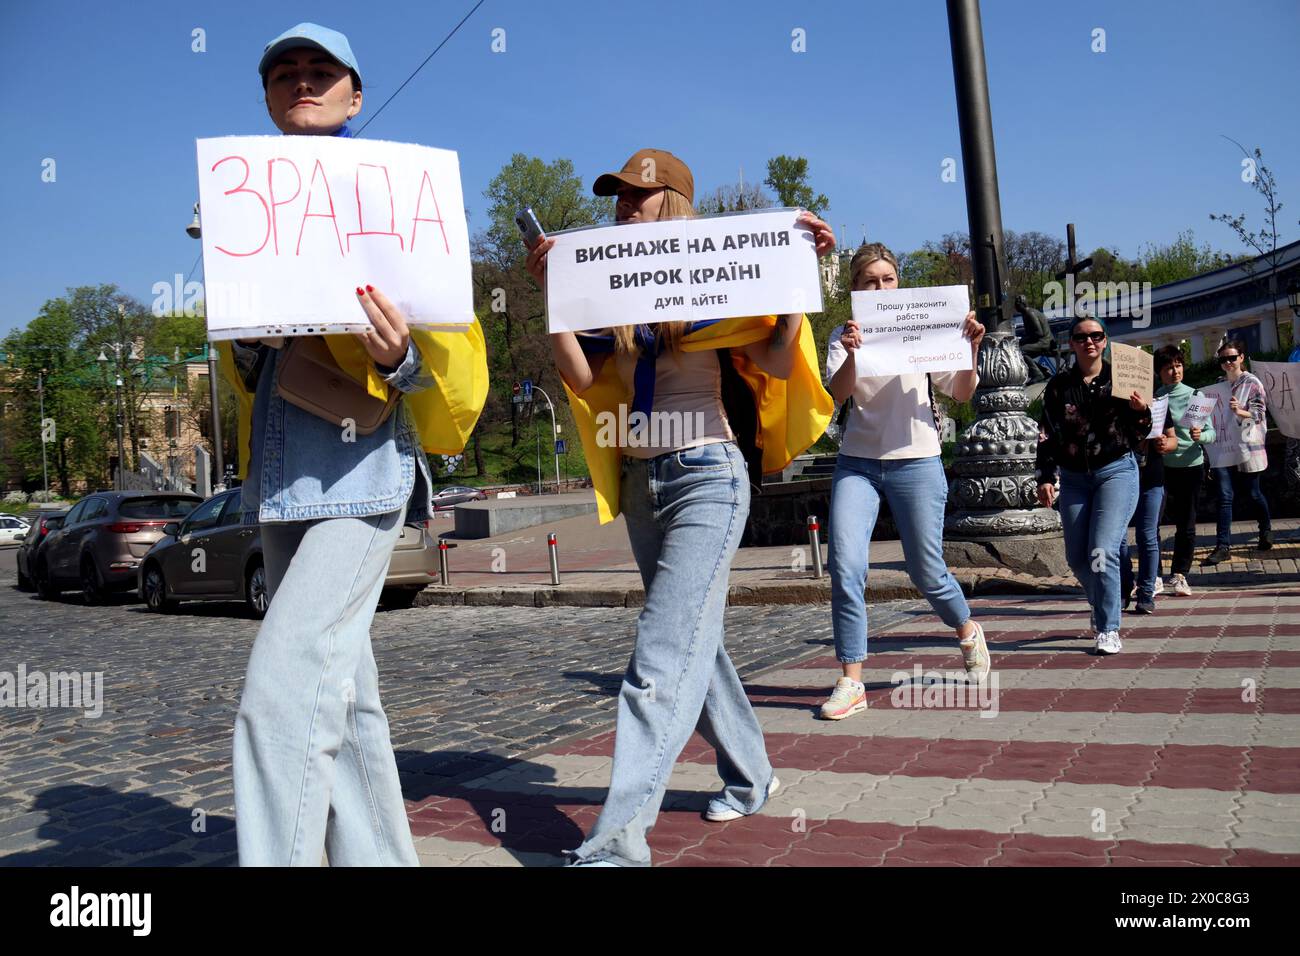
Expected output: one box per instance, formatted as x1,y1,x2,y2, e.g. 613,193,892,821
0,784,235,867
396,749,591,864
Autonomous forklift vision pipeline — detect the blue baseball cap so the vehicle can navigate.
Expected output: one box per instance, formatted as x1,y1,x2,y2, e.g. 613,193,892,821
259,23,362,87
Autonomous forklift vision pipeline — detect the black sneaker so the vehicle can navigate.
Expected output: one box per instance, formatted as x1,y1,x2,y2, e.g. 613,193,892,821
1202,545,1232,566
1134,599,1156,615
1259,529,1274,551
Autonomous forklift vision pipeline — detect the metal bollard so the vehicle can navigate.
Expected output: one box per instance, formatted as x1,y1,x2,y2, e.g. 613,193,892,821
807,515,825,579
438,540,450,585
547,532,561,585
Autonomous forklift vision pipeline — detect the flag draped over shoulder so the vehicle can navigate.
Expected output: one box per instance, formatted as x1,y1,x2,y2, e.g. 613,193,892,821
563,314,833,524
216,320,489,480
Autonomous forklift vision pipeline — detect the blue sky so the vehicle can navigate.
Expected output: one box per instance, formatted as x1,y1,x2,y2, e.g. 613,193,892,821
2,0,1298,336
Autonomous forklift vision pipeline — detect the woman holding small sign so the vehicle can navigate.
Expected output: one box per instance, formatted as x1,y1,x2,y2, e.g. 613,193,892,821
1153,345,1215,595
1119,393,1176,615
526,147,836,866
217,24,487,867
820,243,990,721
1202,339,1272,564
1036,317,1151,655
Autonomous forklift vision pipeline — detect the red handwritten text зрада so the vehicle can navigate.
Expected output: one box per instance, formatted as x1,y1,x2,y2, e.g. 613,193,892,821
209,155,451,259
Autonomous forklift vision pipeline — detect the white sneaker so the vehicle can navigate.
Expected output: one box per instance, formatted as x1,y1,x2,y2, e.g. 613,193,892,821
1170,573,1192,597
1153,576,1164,595
704,776,780,822
819,677,868,720
1094,631,1123,655
958,620,992,683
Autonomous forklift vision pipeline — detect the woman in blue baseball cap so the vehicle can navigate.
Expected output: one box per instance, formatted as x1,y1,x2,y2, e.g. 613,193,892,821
257,22,363,135
223,23,486,867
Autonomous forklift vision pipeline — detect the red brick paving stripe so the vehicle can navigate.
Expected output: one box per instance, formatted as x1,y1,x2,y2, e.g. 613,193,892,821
789,651,1300,670
405,790,1299,866
741,684,1300,715
961,599,1300,615
551,731,1300,793
856,624,1300,642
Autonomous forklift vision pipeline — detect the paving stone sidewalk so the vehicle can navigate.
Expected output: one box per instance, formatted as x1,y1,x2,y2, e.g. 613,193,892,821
407,587,1300,866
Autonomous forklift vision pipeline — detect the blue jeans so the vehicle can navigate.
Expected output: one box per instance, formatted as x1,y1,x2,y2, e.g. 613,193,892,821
1059,454,1140,635
233,506,418,866
1213,467,1271,546
1120,484,1165,602
570,441,772,867
828,454,970,663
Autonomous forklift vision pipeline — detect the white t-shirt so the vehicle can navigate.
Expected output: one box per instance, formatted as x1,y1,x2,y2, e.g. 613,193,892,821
826,325,975,460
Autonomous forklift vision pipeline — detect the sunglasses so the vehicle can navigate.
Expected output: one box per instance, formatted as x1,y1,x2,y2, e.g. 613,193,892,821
1071,331,1106,343
1219,354,1241,364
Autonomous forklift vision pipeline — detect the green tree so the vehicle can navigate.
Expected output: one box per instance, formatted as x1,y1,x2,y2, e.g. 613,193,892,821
1211,142,1287,333
473,155,611,448
0,285,219,493
1137,230,1240,287
696,181,772,214
477,154,611,272
3,298,111,493
899,248,956,288
763,155,829,216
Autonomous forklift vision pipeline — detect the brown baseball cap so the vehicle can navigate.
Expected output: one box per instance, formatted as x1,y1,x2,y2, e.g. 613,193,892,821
593,148,694,205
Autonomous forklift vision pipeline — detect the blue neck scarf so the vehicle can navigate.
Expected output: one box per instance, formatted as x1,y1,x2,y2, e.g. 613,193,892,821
576,320,722,426
332,123,354,138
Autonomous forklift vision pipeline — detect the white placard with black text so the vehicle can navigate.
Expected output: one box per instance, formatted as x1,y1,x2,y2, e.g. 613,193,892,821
848,285,973,377
544,209,823,333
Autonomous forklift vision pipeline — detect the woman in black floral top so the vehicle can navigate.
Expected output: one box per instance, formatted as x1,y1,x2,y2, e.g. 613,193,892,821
1036,317,1151,655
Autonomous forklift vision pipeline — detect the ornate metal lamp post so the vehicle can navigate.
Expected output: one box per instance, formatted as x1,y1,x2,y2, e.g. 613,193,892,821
942,0,1062,561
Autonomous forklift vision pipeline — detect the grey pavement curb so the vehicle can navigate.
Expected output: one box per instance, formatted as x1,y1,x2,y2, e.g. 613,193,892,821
412,576,1086,609
410,570,1297,608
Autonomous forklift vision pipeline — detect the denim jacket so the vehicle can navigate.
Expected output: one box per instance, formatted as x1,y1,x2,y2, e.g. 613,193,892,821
231,339,436,525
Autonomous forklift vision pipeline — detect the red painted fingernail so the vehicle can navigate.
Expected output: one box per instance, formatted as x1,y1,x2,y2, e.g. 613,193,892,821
365,284,374,293
356,287,364,296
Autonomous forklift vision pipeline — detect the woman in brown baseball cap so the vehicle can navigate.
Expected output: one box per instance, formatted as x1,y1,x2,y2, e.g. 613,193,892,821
526,148,836,866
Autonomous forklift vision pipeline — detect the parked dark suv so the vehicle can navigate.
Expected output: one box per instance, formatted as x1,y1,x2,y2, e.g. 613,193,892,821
15,510,67,591
138,490,437,617
34,491,202,603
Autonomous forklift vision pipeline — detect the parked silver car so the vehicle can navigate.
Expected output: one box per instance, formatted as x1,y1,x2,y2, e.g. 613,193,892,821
35,492,202,603
431,485,488,509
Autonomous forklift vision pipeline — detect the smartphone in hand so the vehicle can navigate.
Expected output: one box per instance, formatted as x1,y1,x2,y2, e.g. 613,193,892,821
515,207,544,249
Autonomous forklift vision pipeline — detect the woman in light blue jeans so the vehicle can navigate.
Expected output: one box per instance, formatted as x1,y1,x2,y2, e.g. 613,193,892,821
582,442,768,866
821,244,990,722
1058,455,1140,638
228,23,444,866
528,148,837,865
1035,317,1149,655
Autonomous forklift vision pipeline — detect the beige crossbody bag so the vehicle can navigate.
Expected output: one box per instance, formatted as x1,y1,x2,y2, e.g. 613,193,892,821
274,335,399,436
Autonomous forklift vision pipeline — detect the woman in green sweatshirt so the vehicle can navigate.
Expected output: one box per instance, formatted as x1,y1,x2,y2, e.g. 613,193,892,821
1154,345,1215,596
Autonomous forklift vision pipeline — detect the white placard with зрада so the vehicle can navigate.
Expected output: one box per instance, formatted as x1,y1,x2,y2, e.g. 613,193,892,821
196,135,473,340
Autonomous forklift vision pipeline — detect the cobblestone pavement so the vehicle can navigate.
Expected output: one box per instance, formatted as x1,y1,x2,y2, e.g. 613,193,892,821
0,569,917,866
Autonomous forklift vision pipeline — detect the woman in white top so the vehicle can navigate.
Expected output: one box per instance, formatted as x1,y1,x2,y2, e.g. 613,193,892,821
820,243,990,720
